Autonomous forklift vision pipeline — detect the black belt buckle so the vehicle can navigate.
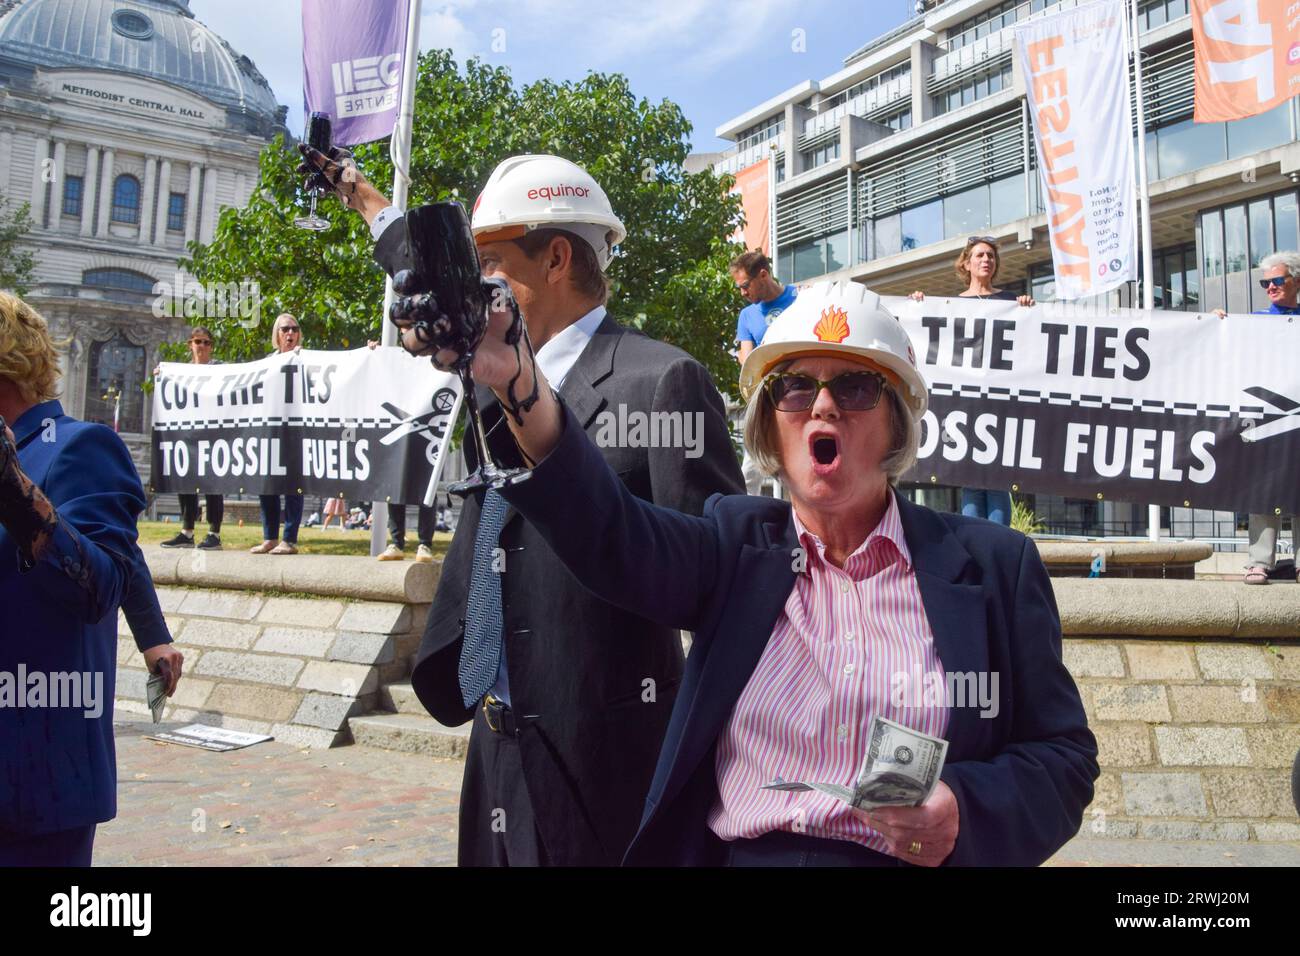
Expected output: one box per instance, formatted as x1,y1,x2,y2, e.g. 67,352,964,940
482,694,515,736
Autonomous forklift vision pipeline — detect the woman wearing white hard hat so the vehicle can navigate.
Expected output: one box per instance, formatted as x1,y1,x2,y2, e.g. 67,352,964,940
389,277,1098,868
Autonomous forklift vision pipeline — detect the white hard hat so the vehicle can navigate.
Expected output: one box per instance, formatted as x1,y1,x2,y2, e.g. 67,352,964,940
739,281,928,419
471,154,627,269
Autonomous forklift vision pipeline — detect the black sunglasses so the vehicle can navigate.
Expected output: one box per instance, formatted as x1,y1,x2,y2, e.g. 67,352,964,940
967,235,997,247
764,370,887,413
191,339,212,346
1259,275,1290,290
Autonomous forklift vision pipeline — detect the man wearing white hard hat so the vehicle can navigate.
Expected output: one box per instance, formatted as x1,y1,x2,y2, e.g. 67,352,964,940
299,145,744,866
397,277,1099,866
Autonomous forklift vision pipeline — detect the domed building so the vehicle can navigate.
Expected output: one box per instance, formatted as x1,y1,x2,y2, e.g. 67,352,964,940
0,0,286,471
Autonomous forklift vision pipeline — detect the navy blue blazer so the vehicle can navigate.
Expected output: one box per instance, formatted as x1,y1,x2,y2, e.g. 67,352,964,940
0,401,146,836
122,551,172,652
503,403,1099,866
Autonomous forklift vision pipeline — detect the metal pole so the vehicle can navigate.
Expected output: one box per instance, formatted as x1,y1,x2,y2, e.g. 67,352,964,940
1128,0,1160,542
768,144,778,266
370,0,422,557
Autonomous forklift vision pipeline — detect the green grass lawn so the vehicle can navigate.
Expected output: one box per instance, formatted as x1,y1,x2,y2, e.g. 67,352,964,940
137,520,453,558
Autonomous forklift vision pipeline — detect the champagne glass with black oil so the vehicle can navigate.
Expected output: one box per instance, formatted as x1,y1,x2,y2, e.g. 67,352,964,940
393,202,531,495
294,111,332,231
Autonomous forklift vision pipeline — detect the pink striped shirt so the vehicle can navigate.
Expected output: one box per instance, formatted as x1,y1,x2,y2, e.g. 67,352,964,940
707,490,949,851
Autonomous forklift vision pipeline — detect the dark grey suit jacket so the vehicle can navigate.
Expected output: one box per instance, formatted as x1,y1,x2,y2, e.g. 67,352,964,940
373,216,745,864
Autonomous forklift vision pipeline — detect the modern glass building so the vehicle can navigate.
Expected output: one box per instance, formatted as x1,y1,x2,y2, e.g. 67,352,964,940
713,0,1300,543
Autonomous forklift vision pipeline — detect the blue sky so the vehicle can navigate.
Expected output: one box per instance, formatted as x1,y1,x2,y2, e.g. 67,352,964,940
189,0,917,152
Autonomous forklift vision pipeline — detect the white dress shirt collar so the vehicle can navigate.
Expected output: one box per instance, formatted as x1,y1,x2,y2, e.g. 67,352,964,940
535,305,606,388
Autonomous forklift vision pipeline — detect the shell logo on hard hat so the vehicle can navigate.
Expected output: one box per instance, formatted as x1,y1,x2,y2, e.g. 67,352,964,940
813,306,850,344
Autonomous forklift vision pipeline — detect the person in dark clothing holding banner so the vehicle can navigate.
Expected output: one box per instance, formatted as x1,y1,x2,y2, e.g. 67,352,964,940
366,339,437,562
251,314,306,556
910,237,1034,527
298,145,745,866
159,326,224,551
1213,252,1300,584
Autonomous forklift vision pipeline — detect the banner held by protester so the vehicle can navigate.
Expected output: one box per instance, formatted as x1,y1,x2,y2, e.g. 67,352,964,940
151,347,462,504
889,296,1300,515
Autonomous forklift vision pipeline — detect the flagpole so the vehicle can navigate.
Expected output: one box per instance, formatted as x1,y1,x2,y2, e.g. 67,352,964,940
370,0,423,557
1128,0,1160,542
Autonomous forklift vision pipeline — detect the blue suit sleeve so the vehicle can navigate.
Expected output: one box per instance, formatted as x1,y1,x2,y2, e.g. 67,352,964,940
19,424,146,625
502,401,721,632
939,537,1099,866
122,545,172,652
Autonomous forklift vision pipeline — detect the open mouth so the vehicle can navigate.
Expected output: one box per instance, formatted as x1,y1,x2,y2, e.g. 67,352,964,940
811,434,839,467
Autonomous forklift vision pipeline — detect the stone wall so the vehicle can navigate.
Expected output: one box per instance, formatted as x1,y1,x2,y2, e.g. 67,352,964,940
1056,579,1300,842
115,552,433,749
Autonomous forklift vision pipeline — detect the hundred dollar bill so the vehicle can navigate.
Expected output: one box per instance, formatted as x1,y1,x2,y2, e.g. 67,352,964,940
760,715,948,810
146,671,167,724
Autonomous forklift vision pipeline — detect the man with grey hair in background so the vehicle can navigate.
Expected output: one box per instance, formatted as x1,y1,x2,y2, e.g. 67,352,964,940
1234,251,1300,584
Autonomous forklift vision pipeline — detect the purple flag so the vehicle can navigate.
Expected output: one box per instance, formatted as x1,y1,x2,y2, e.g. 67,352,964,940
302,0,412,146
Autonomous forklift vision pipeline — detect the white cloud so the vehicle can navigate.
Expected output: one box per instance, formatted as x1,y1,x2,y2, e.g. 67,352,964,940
190,0,302,121
451,0,794,75
420,2,480,62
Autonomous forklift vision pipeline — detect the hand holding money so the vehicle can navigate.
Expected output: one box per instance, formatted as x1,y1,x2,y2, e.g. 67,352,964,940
857,781,959,868
760,715,958,866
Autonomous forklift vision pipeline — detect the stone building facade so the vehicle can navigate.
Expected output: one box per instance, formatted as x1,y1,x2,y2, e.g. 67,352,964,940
0,0,285,474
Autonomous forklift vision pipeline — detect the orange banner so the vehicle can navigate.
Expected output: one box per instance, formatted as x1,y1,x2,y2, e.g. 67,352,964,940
1192,0,1300,122
732,160,771,256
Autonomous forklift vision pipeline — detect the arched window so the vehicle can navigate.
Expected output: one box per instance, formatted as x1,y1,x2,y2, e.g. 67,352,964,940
85,336,146,434
111,174,141,224
83,268,157,294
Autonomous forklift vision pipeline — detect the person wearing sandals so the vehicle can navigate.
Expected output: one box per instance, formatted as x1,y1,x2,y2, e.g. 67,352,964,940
159,327,225,551
910,237,1034,527
251,314,306,556
1219,253,1300,584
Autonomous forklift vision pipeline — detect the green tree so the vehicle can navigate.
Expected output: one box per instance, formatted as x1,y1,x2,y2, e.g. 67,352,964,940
184,52,748,394
0,193,36,296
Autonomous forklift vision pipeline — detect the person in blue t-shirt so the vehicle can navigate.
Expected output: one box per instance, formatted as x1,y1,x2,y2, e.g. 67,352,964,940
731,251,797,494
1215,252,1300,584
731,250,797,365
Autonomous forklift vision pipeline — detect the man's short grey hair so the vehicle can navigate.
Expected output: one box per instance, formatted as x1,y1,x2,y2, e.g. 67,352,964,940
742,360,920,486
1260,251,1300,278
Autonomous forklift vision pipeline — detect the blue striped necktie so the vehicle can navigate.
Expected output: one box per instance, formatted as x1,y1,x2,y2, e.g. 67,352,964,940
458,489,508,708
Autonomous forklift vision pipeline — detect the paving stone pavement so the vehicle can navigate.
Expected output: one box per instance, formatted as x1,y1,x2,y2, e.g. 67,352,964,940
96,715,464,866
102,715,1298,867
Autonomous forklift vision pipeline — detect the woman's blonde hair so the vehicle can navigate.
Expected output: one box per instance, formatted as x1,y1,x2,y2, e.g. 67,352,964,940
955,238,1000,284
742,359,918,486
271,312,300,349
0,291,63,404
